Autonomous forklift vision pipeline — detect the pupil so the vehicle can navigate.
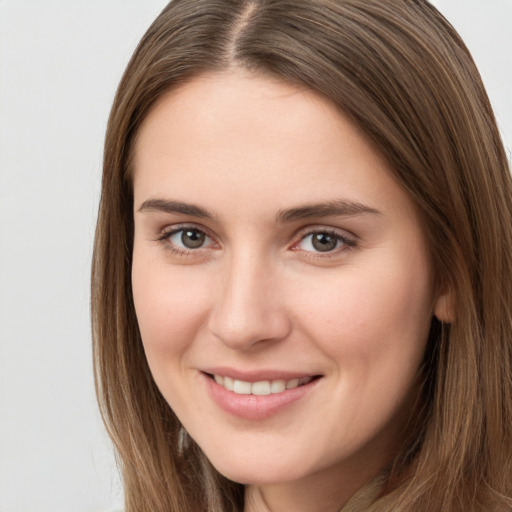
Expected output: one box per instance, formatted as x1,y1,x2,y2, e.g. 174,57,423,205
181,229,205,249
312,233,337,252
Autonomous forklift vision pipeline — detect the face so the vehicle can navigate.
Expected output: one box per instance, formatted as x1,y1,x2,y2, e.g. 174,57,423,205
132,70,440,498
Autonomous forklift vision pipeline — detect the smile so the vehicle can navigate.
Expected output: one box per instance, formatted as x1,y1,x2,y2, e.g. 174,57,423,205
203,370,322,420
212,374,314,395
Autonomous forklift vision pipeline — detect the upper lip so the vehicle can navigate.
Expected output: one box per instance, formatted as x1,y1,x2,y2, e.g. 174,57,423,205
201,367,321,382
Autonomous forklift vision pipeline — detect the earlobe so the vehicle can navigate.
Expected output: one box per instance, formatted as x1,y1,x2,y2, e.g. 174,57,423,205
434,290,455,323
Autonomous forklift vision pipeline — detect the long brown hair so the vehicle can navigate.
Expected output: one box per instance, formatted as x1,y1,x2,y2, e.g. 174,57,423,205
91,1,512,510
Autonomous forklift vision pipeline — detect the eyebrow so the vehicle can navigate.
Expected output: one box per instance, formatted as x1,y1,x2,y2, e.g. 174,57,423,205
275,200,381,223
138,198,216,219
137,197,381,222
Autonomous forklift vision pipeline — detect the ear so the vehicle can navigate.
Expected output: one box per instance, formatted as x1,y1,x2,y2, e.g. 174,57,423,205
434,289,455,323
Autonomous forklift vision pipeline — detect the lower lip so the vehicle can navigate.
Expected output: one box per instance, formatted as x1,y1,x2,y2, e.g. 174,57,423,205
203,373,320,420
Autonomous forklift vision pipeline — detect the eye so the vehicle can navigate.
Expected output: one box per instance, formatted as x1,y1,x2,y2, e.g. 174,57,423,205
164,227,214,251
296,230,355,253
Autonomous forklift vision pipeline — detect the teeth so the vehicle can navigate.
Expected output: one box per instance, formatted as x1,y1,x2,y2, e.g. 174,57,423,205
270,380,286,393
251,381,271,396
213,375,313,395
224,376,234,391
233,380,251,394
286,378,300,390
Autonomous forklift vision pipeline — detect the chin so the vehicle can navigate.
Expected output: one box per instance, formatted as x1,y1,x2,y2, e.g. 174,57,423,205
216,464,302,486
202,446,317,486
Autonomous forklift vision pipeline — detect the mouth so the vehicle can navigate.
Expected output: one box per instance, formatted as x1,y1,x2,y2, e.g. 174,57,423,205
208,373,318,396
202,371,322,420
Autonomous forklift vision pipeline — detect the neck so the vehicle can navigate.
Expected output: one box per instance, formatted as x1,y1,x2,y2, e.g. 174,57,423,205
243,465,383,512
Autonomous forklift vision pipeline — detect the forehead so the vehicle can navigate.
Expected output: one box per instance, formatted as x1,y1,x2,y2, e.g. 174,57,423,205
133,70,350,175
132,70,414,223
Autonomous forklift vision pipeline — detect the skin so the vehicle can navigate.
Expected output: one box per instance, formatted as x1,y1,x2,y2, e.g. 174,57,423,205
131,70,447,512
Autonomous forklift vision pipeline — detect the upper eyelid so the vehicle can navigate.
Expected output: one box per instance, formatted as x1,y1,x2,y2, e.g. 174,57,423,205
159,223,212,238
294,224,357,241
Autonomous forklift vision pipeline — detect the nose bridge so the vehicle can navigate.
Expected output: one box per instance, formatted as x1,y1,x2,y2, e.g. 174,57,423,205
208,245,290,349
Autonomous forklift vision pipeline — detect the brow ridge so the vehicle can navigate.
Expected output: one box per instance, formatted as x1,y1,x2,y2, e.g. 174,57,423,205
138,198,214,219
276,200,381,223
138,197,380,223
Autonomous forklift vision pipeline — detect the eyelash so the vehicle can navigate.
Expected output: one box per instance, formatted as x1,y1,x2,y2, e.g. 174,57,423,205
294,229,357,259
156,225,214,257
156,225,357,258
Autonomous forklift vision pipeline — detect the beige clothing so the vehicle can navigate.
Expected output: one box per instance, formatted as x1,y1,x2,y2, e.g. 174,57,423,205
339,475,384,512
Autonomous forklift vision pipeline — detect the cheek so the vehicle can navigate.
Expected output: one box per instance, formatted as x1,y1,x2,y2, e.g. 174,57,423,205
131,252,210,362
292,256,433,387
292,262,433,454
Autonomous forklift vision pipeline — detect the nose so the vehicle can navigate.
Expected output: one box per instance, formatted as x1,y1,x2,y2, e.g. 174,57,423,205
207,251,291,351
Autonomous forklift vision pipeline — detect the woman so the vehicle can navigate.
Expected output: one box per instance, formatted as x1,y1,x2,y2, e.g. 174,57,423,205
91,1,512,511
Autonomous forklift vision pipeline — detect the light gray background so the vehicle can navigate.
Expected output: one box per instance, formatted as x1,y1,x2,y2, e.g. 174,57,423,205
0,1,510,511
